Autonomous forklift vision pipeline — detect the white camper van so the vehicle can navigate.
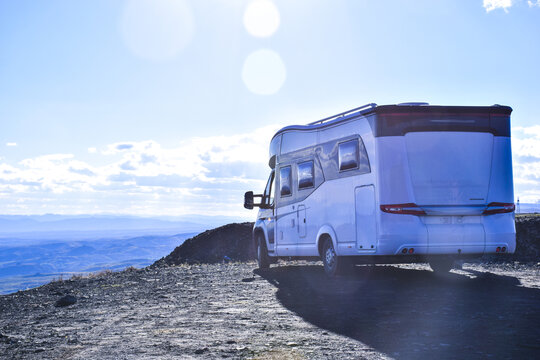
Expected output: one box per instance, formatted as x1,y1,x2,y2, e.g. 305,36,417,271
244,103,515,276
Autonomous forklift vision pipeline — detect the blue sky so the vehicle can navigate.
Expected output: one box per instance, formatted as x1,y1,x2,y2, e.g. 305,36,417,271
0,0,539,218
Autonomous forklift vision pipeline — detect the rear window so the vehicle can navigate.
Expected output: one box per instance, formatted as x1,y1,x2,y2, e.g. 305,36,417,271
373,108,511,137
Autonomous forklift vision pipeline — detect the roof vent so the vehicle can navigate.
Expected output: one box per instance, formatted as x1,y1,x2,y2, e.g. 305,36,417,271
397,102,429,106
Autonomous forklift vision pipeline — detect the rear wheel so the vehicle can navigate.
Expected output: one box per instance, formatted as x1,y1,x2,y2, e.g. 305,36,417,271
429,258,455,273
256,234,270,269
322,238,349,277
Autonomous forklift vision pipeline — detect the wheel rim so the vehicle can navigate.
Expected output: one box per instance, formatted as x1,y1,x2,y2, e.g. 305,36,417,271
325,246,336,269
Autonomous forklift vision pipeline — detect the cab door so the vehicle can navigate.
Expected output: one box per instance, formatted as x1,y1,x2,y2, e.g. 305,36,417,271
259,171,275,252
275,164,297,256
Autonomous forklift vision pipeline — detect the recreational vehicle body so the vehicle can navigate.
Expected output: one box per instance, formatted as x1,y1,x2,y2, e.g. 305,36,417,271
244,103,515,276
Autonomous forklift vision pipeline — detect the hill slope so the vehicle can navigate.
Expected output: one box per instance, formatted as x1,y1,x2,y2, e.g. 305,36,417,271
153,222,254,266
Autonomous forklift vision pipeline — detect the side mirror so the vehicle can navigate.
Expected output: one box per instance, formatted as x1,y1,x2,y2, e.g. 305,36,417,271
244,191,254,209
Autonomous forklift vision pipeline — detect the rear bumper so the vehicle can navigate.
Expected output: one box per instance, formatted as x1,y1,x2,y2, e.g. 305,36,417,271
376,212,516,256
347,253,503,265
483,213,516,254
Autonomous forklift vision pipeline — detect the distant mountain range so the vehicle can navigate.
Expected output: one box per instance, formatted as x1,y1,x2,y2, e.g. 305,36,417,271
0,232,196,294
516,203,540,214
0,214,246,294
0,214,245,240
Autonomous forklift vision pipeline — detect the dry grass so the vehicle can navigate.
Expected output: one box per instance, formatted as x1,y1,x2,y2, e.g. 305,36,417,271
49,274,64,283
46,266,142,287
87,269,113,278
47,269,115,286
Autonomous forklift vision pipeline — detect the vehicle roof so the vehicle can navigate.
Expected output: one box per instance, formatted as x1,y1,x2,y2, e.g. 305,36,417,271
271,103,512,140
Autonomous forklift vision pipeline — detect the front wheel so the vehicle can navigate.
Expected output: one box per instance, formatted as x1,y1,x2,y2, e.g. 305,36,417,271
322,238,350,277
256,234,270,269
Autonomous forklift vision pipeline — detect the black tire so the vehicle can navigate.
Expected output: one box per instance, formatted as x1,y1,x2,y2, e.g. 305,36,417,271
256,234,270,269
429,258,455,273
322,238,349,277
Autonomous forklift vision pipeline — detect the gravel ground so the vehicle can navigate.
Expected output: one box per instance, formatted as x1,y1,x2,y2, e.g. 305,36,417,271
0,261,539,359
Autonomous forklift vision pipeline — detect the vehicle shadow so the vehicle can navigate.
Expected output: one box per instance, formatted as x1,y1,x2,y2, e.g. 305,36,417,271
255,264,540,359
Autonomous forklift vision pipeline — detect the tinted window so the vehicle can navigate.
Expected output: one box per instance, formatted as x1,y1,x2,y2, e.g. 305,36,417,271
280,166,292,196
297,161,314,189
339,140,359,171
373,106,512,137
263,171,274,206
358,138,371,173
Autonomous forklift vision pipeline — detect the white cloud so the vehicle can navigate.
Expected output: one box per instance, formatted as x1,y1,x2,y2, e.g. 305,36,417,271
483,0,514,12
528,0,540,7
512,126,540,203
0,125,283,216
6,142,17,147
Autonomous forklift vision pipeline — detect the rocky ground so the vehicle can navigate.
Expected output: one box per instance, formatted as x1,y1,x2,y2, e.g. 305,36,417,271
0,261,539,359
1,216,539,359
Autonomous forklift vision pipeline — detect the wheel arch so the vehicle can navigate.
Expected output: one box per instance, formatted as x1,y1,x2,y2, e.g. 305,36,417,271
316,225,338,257
252,224,267,248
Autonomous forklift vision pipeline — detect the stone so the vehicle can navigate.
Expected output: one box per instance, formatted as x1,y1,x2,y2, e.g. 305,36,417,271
55,295,77,307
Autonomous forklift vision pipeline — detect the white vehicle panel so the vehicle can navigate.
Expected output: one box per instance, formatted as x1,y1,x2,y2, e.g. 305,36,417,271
376,137,416,205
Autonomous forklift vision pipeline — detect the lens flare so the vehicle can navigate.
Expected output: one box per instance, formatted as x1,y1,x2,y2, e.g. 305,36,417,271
243,0,280,38
242,49,286,95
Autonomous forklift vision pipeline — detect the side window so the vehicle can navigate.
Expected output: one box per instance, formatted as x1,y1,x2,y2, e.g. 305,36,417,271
339,140,359,171
279,166,292,197
338,138,371,173
297,161,314,189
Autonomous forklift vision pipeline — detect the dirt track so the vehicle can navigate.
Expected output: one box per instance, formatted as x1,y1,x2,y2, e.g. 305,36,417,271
0,261,539,359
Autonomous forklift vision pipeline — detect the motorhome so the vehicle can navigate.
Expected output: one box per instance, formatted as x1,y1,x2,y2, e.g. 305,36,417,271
244,103,515,276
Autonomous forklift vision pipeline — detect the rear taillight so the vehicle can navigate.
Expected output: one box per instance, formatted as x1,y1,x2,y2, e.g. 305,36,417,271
380,203,426,215
482,202,515,215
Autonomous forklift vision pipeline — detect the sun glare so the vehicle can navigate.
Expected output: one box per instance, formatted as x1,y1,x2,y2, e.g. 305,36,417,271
242,49,286,95
120,0,194,61
243,0,280,38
